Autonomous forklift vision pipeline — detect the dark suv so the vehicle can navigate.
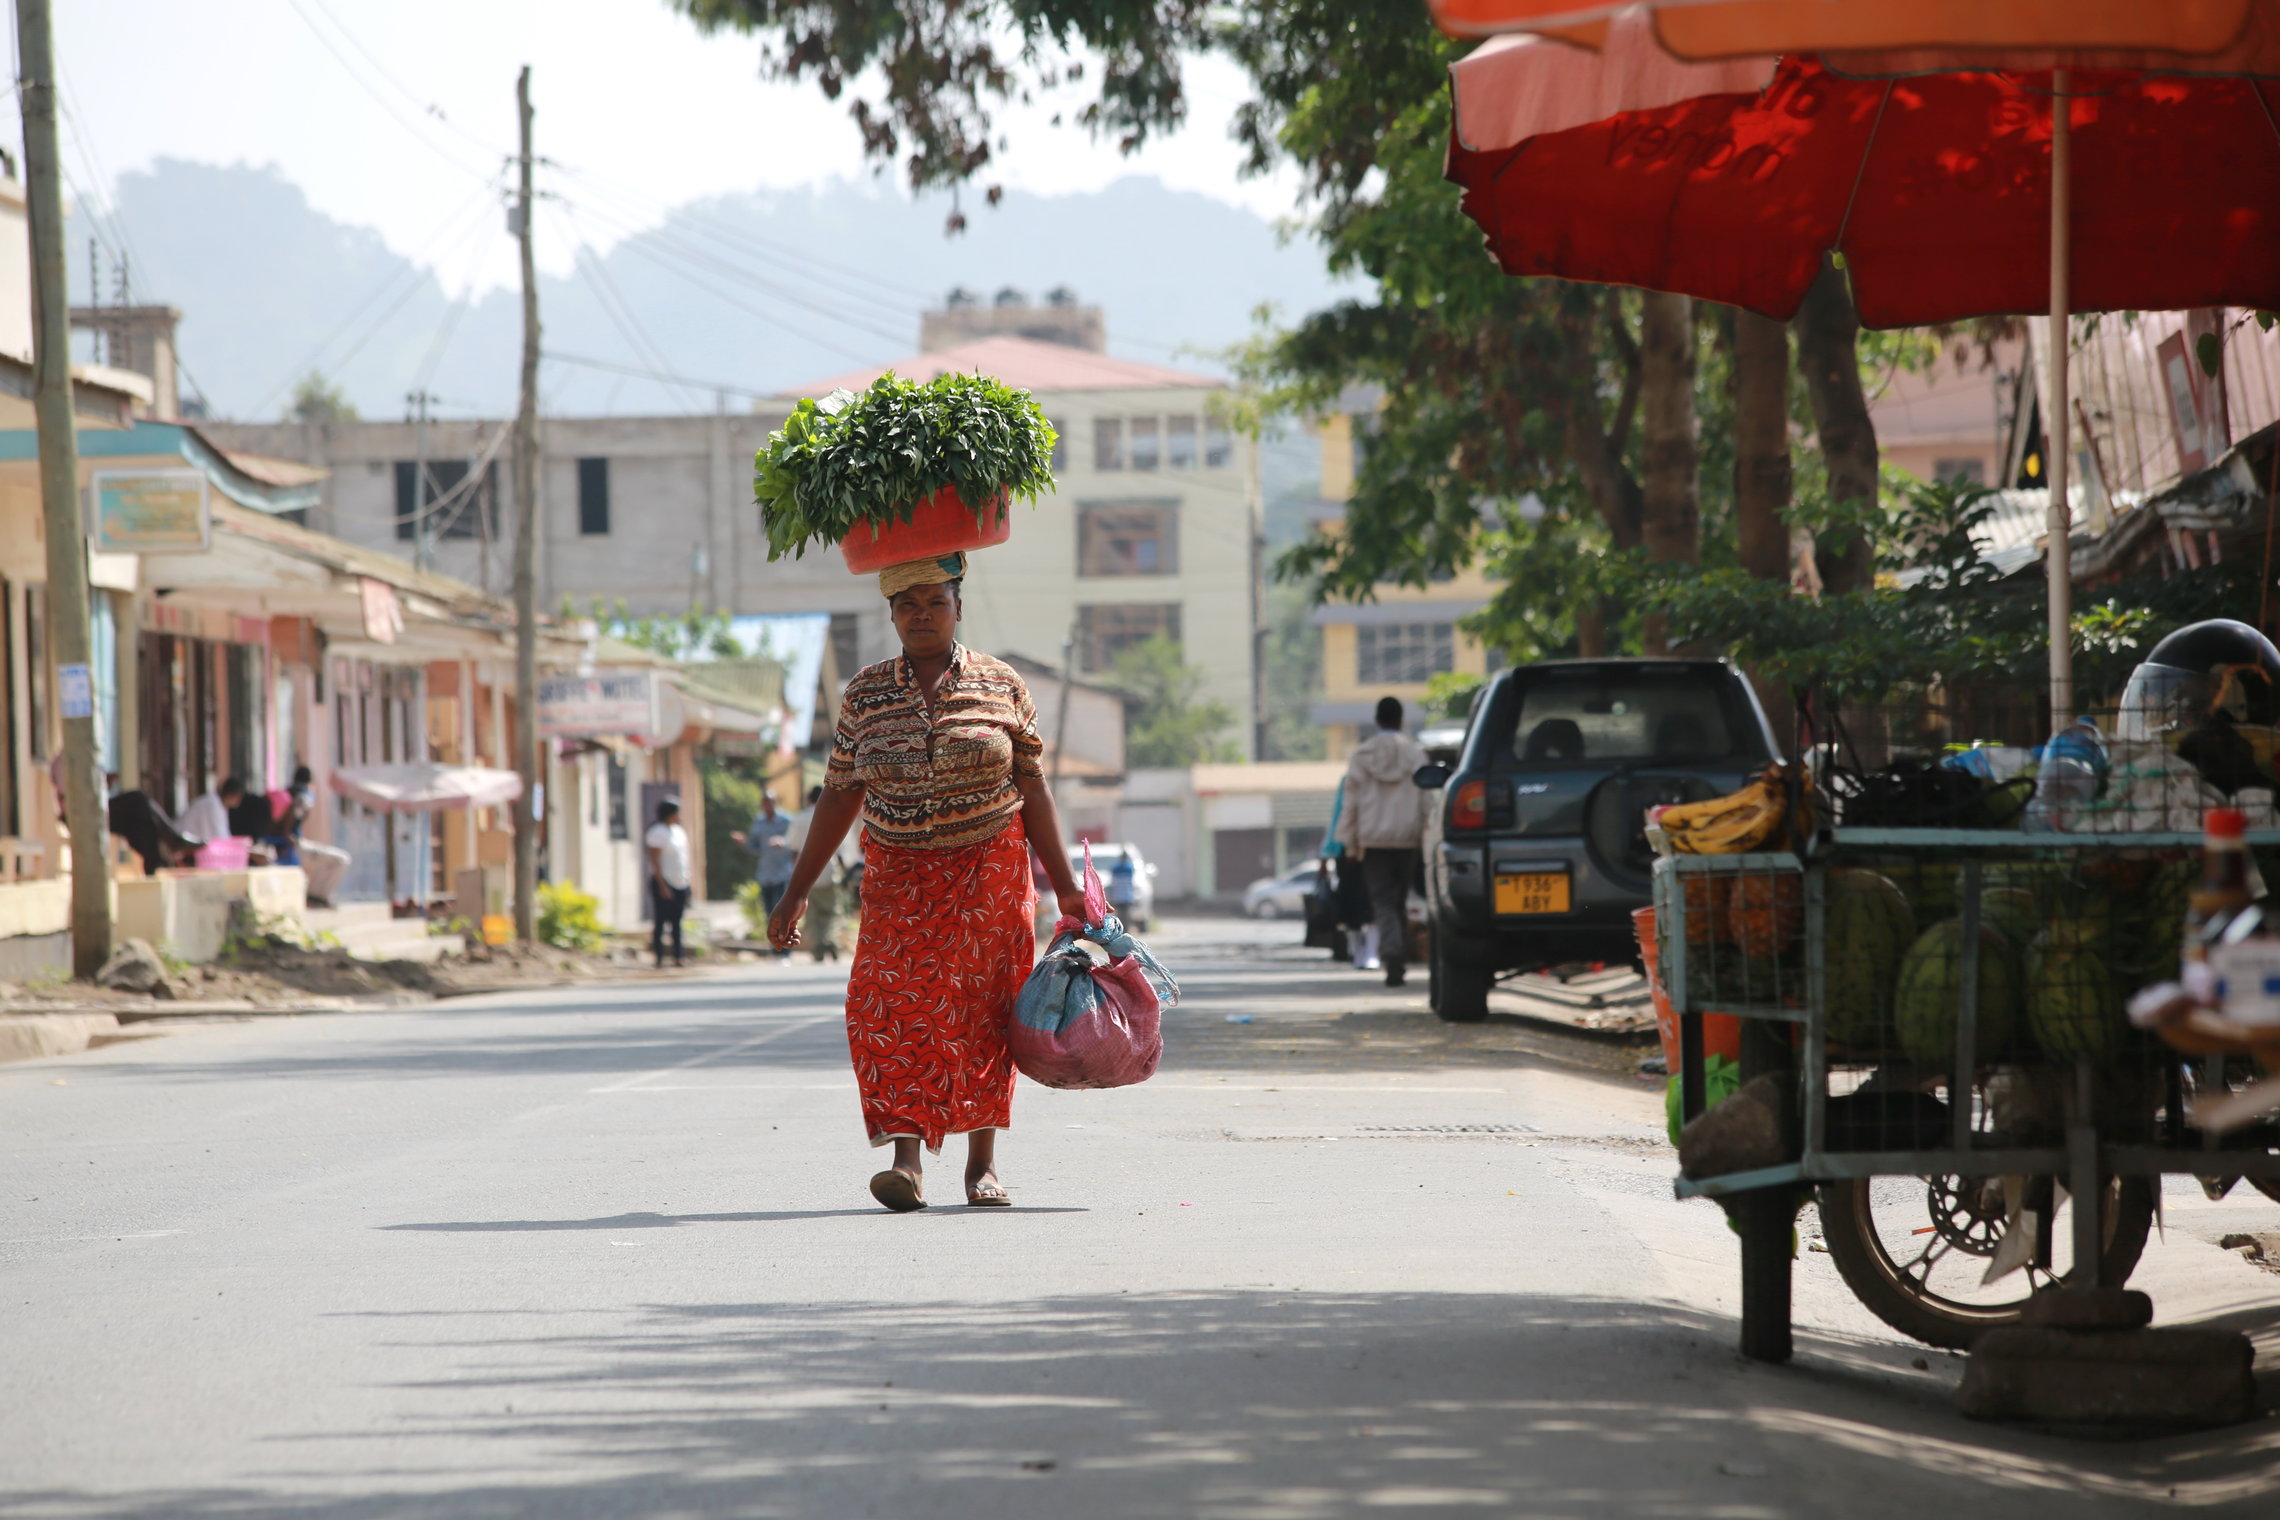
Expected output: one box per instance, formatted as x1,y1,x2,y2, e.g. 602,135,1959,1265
1417,659,1780,1021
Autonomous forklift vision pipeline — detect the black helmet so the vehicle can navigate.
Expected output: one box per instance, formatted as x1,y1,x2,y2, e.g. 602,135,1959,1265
2117,619,2280,794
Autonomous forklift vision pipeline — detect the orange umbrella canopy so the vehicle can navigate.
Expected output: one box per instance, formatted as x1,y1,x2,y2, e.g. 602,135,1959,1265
1429,0,2261,57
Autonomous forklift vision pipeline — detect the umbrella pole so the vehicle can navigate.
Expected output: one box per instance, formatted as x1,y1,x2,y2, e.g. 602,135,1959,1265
2046,69,2074,726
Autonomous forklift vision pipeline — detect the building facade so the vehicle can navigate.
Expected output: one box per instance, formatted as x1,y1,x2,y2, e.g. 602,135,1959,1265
208,297,1263,759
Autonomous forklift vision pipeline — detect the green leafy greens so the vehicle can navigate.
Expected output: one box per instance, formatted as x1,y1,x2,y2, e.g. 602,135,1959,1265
754,371,1059,560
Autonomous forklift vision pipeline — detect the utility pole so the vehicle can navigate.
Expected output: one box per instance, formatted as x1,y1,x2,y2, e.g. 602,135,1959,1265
16,0,111,976
511,66,541,944
406,389,434,571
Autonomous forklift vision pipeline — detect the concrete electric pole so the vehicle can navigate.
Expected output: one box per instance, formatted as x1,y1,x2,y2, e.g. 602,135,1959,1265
511,67,541,944
15,0,112,977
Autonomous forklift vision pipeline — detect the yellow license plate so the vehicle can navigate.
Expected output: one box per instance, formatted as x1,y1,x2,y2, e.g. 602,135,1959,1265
1495,872,1571,914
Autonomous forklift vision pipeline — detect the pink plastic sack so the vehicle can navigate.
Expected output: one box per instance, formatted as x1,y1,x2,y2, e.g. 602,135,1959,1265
1009,844,1178,1090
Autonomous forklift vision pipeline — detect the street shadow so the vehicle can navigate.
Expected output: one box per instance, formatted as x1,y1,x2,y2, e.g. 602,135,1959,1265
381,1207,1090,1231
8,1291,2276,1519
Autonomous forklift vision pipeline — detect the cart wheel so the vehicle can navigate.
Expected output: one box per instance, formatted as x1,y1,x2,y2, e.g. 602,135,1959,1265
1818,1174,2154,1351
1735,1187,1799,1363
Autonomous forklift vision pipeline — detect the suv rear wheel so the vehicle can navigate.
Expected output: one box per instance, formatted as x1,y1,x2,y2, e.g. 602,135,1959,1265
1431,929,1493,1023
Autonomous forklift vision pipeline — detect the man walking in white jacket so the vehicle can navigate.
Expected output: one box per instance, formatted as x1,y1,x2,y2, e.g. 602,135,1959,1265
1335,696,1428,987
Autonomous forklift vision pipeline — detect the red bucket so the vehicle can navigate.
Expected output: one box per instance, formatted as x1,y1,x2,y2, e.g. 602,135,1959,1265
840,486,1011,573
1633,906,1741,1072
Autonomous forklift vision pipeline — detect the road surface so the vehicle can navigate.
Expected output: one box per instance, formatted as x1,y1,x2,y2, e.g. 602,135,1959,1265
3,915,2277,1517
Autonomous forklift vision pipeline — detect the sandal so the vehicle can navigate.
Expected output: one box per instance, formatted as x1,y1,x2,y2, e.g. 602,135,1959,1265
869,1169,926,1212
966,1183,1012,1208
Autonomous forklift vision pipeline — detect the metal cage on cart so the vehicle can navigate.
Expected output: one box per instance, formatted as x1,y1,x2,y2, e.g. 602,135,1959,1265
1654,827,2280,1361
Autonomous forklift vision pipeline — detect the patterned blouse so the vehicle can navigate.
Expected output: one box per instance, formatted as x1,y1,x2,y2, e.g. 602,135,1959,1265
826,644,1045,851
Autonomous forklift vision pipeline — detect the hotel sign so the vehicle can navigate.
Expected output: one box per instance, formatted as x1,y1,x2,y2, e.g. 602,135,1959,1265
91,469,211,553
538,670,661,738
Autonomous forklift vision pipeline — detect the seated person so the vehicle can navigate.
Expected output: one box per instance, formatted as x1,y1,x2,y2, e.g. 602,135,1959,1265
106,784,198,876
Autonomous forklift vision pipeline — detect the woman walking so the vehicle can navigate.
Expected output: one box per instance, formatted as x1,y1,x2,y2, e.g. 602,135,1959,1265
769,551,1086,1211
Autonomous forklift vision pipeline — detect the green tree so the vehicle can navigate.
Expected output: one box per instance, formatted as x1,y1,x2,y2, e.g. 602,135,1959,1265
663,1,1887,655
286,371,356,423
573,598,743,661
1108,636,1240,768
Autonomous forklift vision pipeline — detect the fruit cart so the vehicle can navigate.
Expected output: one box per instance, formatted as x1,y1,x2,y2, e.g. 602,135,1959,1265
1654,819,2280,1363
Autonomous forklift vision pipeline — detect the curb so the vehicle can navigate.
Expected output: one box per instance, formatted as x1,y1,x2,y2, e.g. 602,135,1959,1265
0,1013,122,1064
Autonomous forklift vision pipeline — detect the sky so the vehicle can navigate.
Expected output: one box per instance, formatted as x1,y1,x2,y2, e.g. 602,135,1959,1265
38,0,1304,301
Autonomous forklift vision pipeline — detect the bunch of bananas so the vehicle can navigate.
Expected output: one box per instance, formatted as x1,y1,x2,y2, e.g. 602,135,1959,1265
1655,764,1797,855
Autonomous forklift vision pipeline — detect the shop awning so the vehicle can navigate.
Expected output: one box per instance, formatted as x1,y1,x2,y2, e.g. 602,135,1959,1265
330,763,523,813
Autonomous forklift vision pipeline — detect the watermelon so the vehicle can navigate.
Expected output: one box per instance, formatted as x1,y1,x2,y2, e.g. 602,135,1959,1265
1894,918,2023,1066
1823,868,1914,1049
2026,937,2123,1061
1977,886,2041,950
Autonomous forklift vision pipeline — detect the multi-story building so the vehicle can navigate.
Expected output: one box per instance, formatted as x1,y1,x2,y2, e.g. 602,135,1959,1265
208,288,1262,758
1306,401,1503,757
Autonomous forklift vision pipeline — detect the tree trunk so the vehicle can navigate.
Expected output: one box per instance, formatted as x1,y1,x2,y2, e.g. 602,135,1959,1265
1794,257,1879,595
1639,291,1699,652
1732,309,1793,583
1558,295,1643,551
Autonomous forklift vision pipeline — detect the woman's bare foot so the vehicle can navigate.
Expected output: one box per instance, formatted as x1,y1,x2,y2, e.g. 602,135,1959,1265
964,1130,1010,1205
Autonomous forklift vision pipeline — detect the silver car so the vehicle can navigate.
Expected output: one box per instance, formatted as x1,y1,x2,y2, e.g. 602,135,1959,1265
1243,859,1322,919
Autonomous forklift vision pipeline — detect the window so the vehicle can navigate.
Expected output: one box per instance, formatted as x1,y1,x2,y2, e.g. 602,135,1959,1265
1095,417,1124,471
1166,415,1197,469
394,460,499,541
577,457,610,535
1079,603,1182,671
1933,457,1986,486
1049,417,1068,473
1498,665,1742,765
1355,623,1455,685
607,753,629,840
1205,416,1233,469
1129,416,1161,471
1078,502,1178,577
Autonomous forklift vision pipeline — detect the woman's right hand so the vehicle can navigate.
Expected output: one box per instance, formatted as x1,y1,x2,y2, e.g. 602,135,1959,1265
766,894,806,951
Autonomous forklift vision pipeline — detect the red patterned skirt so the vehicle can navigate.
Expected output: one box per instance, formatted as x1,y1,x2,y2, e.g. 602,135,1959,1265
845,816,1037,1150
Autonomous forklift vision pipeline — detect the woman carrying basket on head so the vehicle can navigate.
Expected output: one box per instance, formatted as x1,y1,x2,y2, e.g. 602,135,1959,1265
768,551,1088,1212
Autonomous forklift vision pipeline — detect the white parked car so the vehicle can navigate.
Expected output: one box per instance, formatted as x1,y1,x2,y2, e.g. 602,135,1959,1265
1243,859,1323,919
1068,842,1157,931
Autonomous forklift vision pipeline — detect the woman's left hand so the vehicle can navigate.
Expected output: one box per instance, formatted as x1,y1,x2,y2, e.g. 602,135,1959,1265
1055,886,1090,923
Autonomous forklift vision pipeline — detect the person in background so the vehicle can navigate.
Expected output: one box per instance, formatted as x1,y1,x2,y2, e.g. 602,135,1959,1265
105,776,198,875
1319,778,1374,967
281,766,352,908
782,784,854,961
1335,696,1428,988
645,797,692,969
179,777,239,846
227,783,276,849
734,791,796,958
1106,849,1138,924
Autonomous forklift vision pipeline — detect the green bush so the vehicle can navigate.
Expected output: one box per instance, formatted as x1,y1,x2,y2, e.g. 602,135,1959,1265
537,882,607,952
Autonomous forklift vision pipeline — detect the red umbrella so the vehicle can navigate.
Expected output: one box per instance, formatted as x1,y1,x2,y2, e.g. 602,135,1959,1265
1446,26,2280,714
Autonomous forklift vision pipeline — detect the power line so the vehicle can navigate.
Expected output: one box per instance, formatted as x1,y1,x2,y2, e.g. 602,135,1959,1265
278,0,502,182
542,349,780,401
547,201,704,414
250,173,504,418
551,188,907,355
298,0,511,161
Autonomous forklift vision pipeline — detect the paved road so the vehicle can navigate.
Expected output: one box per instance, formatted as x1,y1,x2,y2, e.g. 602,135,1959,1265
4,916,2278,1518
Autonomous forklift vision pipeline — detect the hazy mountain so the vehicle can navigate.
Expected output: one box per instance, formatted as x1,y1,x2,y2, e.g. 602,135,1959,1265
78,160,1357,429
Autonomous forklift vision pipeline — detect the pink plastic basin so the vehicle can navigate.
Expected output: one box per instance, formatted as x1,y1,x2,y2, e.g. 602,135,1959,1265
194,837,252,871
839,486,1011,574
